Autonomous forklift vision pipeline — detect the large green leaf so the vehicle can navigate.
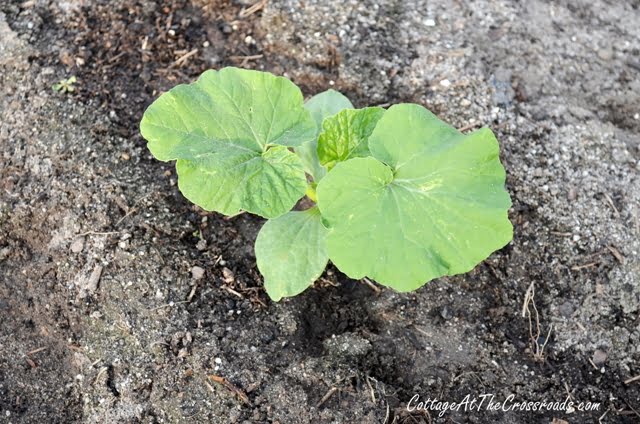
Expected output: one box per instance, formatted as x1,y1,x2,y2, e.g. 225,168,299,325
317,107,385,169
176,145,307,218
140,67,316,218
316,104,513,291
255,207,329,301
297,89,355,181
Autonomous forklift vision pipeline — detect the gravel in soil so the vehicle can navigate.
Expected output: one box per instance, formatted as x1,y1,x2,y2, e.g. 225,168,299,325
0,0,639,423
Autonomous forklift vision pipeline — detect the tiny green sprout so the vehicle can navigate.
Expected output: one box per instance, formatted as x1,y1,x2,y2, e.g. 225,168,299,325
140,67,513,301
52,76,77,93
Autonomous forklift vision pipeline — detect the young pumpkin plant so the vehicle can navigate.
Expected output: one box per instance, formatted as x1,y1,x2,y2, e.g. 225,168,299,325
141,67,513,301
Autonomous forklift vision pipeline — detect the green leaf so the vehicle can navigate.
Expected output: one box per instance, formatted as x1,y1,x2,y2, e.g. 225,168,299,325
317,107,385,169
255,207,329,301
140,67,316,218
304,89,354,129
176,145,307,218
298,89,355,181
316,104,513,291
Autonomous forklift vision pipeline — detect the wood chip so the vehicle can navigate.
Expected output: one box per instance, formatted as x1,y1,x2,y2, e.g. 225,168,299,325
79,264,103,298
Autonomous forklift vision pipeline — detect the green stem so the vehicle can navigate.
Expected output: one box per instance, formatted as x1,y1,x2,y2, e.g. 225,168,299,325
305,184,318,203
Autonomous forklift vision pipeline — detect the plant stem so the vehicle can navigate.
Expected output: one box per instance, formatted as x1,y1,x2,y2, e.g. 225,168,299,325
305,184,318,203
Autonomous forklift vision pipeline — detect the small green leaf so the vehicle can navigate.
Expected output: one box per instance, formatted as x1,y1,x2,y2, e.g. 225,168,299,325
140,67,316,218
255,207,329,301
316,104,513,291
298,89,355,181
304,89,354,129
317,107,384,169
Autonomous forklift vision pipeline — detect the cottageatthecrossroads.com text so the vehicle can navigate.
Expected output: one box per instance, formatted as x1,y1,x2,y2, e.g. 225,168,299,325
407,393,601,418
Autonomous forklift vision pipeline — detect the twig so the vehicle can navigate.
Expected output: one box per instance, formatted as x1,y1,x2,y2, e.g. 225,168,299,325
602,192,619,215
624,374,640,385
186,284,198,302
208,375,249,404
607,245,624,264
229,54,264,67
365,376,376,403
571,262,599,271
623,398,640,418
222,286,244,299
238,0,268,18
77,231,121,237
172,49,198,68
26,347,48,356
316,387,338,408
522,281,551,362
458,122,482,132
228,54,264,62
361,277,381,294
223,211,246,221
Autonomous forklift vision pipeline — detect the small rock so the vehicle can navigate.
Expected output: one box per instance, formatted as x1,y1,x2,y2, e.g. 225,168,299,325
597,49,613,61
592,349,608,365
191,266,205,280
196,239,207,251
440,305,454,320
424,18,436,27
78,264,103,298
222,267,235,283
70,237,84,253
0,247,11,261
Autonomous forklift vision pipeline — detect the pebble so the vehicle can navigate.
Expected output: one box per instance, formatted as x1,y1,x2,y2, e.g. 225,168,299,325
597,49,613,61
196,239,207,251
424,18,436,27
191,266,205,280
70,238,84,253
439,79,451,88
222,267,235,283
440,305,454,320
592,349,608,365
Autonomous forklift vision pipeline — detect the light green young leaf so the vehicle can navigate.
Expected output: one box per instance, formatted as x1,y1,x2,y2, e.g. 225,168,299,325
298,89,355,181
140,67,316,218
317,107,385,169
316,104,513,291
304,89,354,129
255,207,329,301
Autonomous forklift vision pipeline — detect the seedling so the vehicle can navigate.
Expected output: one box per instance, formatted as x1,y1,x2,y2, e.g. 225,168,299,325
140,67,513,301
52,75,77,93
